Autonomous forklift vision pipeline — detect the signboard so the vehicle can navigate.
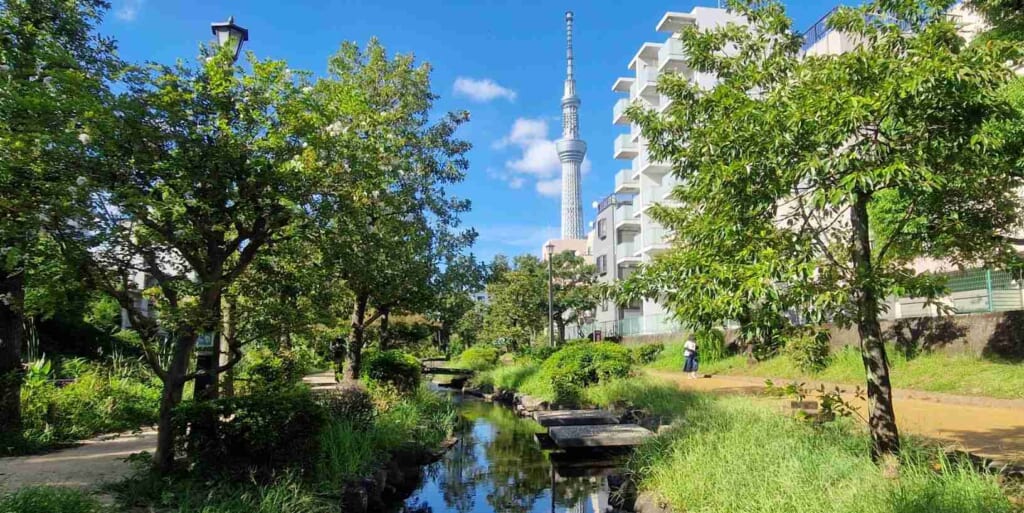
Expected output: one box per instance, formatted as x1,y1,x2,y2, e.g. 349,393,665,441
196,331,217,350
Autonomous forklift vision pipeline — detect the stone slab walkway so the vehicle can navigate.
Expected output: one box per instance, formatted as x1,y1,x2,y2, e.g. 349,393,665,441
646,369,1024,463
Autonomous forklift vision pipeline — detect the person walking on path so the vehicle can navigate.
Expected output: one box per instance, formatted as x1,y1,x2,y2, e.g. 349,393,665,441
683,335,699,379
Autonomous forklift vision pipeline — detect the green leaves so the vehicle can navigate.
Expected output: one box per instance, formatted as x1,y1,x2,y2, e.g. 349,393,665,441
625,0,1024,337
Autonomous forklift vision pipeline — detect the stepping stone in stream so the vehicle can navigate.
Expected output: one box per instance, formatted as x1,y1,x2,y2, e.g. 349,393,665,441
548,424,654,449
533,410,620,427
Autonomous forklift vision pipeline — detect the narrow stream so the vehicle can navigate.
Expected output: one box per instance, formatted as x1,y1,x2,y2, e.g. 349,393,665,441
394,394,631,513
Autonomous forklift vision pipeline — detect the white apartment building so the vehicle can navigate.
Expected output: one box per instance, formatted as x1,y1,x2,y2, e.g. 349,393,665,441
600,7,746,336
584,2,1019,338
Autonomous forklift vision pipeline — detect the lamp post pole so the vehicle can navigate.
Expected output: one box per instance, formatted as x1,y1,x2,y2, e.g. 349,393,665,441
195,16,248,401
546,243,556,348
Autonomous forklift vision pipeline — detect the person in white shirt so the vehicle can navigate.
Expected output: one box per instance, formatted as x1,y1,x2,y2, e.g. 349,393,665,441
683,335,699,379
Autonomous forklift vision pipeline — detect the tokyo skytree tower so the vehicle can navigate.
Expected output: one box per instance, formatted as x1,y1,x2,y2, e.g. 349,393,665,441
555,11,587,240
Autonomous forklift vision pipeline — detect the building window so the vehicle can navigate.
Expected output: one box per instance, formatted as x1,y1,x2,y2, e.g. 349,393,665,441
596,255,608,275
597,219,608,239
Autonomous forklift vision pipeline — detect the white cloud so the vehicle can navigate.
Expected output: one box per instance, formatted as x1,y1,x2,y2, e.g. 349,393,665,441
115,0,144,21
536,178,562,198
453,77,517,102
493,117,592,198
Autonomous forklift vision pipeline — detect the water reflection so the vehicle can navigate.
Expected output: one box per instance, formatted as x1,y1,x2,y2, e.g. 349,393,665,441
396,397,619,513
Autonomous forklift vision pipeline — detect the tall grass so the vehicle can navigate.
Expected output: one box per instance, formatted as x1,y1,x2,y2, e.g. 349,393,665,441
651,343,1024,399
473,362,553,400
632,396,1015,513
585,377,709,419
316,385,457,485
0,486,107,513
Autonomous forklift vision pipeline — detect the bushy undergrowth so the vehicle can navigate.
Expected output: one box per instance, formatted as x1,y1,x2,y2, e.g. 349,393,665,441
541,342,633,405
237,346,321,394
360,350,422,392
111,471,334,513
174,386,327,479
15,358,161,453
455,345,500,371
317,385,457,483
630,343,664,365
632,395,1015,513
0,486,108,513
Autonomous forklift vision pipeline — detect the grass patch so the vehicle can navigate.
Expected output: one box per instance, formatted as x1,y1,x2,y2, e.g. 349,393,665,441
633,394,1017,513
0,486,108,513
585,377,709,420
473,362,553,400
649,342,1024,400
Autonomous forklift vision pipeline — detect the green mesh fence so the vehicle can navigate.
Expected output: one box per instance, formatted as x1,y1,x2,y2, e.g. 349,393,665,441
942,268,1023,314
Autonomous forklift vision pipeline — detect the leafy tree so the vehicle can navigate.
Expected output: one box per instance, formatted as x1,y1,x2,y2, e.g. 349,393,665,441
81,46,325,472
628,0,1023,459
0,0,118,443
482,252,598,349
310,40,473,380
427,254,486,355
968,0,1024,42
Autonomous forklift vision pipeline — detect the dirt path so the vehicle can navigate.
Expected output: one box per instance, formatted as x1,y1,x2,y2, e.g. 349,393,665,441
647,370,1024,463
0,429,156,494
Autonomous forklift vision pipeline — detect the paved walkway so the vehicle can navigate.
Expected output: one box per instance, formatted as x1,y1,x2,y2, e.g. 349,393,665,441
647,370,1024,463
0,429,156,494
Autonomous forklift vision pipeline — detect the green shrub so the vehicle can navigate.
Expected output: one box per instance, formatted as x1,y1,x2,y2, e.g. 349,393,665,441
631,343,664,365
313,381,374,427
361,350,421,393
456,345,501,371
19,369,161,450
539,342,633,406
786,329,832,373
173,387,327,478
0,486,107,513
517,344,556,362
238,347,306,393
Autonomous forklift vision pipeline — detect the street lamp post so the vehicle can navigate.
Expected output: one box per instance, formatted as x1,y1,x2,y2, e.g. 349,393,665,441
546,242,556,348
196,16,248,401
210,16,249,63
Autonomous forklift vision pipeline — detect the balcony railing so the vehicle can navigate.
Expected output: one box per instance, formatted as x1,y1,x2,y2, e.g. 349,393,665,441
614,169,638,192
613,98,630,125
614,134,638,159
630,67,659,99
658,37,686,69
617,240,639,259
643,225,672,247
614,202,636,222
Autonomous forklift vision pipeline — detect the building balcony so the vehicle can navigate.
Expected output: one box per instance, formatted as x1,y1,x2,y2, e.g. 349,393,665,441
630,67,659,100
658,93,675,113
614,203,640,231
636,147,671,176
642,225,672,253
613,98,630,125
614,169,639,193
616,240,641,261
614,134,639,160
658,37,687,71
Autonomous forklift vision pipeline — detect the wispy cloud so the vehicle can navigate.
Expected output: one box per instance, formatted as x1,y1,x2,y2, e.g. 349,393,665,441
492,117,592,197
453,77,517,102
115,0,144,21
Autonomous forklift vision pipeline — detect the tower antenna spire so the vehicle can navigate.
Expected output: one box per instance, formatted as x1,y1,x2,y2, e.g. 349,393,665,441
556,11,586,240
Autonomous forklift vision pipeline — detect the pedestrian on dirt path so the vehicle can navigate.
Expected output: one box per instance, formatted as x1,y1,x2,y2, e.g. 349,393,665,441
683,334,699,379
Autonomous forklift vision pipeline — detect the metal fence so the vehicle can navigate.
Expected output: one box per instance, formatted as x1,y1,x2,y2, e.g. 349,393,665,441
564,268,1024,340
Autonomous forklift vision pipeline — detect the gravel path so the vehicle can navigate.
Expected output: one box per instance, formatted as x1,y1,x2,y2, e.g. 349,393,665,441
0,430,156,494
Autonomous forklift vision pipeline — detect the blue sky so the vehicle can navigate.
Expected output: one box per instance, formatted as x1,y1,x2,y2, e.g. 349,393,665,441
100,0,852,263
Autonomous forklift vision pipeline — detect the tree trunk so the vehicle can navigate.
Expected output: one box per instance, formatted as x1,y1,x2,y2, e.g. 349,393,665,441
153,333,194,473
220,294,236,398
0,269,25,440
850,191,901,459
343,294,368,381
555,318,566,345
193,289,222,403
379,308,390,351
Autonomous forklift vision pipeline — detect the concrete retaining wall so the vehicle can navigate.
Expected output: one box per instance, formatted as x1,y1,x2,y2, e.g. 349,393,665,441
623,311,1024,361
